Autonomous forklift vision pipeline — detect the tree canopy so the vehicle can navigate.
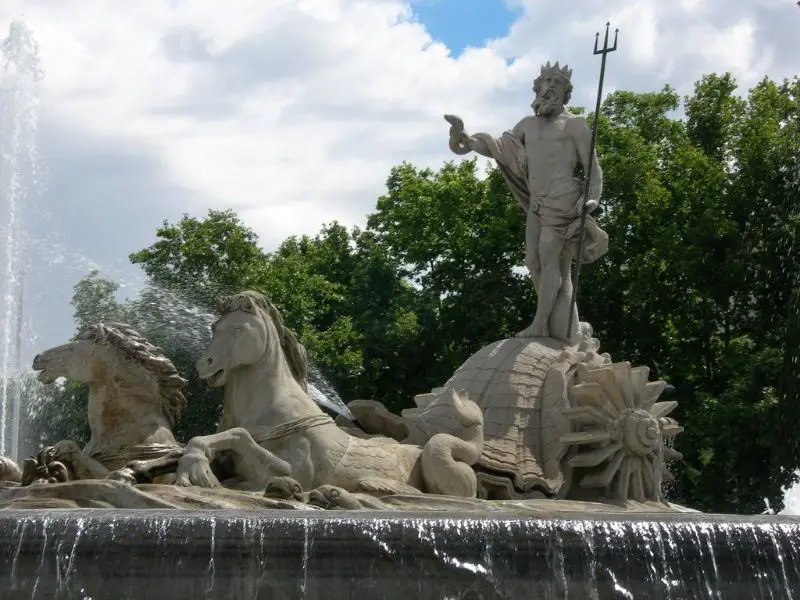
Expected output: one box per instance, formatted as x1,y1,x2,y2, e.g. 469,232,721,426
20,72,799,514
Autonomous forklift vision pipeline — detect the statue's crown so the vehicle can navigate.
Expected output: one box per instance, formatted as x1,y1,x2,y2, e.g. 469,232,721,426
539,60,572,81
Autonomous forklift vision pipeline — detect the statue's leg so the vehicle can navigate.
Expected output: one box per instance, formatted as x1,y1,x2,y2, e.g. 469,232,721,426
526,228,564,338
524,210,541,292
308,485,364,510
51,440,110,480
517,213,545,339
549,244,580,342
264,475,307,502
174,428,292,489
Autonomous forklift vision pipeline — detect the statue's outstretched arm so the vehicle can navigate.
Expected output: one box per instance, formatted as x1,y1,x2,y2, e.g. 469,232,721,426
444,114,499,158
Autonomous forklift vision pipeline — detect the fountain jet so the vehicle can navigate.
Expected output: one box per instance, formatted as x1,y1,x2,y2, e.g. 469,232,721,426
0,21,43,460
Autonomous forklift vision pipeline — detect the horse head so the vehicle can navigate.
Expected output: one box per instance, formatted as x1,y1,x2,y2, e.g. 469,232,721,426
32,323,188,427
198,291,308,392
32,324,108,385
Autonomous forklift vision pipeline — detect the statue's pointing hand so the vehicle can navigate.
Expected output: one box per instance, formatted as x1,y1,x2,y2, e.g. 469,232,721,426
444,114,472,155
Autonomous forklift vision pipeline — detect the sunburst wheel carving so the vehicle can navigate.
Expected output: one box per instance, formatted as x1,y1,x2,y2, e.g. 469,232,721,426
560,361,683,502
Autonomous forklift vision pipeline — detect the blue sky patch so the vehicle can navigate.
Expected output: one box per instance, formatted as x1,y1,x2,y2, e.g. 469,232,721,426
410,0,522,57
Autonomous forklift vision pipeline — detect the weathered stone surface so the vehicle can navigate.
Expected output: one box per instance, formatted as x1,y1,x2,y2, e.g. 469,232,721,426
0,479,694,513
29,322,187,481
20,291,683,511
176,291,486,499
447,338,564,495
561,361,683,503
442,337,610,499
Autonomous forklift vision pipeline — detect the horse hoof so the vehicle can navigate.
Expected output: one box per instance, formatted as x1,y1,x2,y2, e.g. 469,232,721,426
308,485,362,510
264,476,305,502
107,468,137,485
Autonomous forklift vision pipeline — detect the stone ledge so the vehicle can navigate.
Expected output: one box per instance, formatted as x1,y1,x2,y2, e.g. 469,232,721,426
1,509,798,599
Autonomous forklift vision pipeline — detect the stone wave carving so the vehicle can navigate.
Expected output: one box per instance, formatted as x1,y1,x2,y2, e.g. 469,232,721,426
0,479,697,514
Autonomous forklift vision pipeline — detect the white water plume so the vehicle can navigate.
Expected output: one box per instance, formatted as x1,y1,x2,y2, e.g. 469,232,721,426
0,21,43,460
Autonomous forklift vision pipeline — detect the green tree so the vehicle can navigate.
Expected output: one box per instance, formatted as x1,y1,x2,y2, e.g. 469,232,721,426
20,376,90,459
126,210,437,413
70,269,129,331
261,224,439,409
577,74,800,513
366,159,533,376
129,209,269,308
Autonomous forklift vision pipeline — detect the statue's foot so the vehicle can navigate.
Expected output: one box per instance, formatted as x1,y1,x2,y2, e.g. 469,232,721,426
515,320,549,339
174,452,221,488
308,485,362,510
236,445,292,488
264,475,306,503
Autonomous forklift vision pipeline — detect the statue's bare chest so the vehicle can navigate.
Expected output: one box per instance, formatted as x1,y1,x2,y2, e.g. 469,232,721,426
521,118,575,174
523,118,570,151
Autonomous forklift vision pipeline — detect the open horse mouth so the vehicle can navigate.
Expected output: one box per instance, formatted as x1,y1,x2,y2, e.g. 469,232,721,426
206,369,226,388
34,368,59,385
32,355,59,385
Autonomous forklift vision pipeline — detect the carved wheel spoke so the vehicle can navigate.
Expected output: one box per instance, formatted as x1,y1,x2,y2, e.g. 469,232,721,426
568,442,621,468
629,458,646,502
562,361,683,503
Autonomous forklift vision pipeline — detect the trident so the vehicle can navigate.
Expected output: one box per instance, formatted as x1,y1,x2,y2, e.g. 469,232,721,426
565,22,618,341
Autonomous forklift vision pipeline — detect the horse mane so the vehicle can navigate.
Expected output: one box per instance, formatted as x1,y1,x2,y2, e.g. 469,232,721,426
79,322,188,426
216,290,309,392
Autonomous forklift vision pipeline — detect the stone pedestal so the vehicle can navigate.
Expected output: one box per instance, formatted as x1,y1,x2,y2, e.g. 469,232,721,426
1,510,798,599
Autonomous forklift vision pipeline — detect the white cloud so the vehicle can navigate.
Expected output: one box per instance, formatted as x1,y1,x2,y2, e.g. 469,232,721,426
4,1,522,237
6,1,797,237
0,0,796,358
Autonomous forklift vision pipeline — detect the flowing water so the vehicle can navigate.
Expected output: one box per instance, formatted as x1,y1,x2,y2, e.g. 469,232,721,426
308,365,355,421
0,21,42,461
0,510,798,599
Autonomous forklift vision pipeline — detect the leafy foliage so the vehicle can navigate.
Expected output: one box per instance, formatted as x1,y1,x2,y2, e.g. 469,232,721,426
19,377,90,459
579,74,800,513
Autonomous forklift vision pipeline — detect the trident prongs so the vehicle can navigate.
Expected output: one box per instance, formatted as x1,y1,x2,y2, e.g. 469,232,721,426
594,22,619,56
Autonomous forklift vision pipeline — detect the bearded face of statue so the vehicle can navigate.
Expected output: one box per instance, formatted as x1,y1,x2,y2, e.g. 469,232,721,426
532,75,567,118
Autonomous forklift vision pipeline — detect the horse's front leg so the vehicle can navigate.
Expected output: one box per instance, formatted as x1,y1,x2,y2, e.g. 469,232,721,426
174,428,291,489
107,449,184,485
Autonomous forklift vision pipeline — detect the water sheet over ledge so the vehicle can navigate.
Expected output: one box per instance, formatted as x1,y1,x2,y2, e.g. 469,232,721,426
0,510,798,599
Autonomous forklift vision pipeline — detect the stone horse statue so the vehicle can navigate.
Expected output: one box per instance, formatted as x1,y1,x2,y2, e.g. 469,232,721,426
30,322,187,482
174,291,485,498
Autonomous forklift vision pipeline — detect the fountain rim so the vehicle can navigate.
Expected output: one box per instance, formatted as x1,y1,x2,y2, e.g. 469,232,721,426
1,508,798,526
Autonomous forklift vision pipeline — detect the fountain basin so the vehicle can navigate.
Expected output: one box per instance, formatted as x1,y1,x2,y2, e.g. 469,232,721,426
0,509,798,599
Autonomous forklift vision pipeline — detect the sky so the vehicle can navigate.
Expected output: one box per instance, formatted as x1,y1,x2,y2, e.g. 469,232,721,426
0,0,794,358
0,0,796,508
